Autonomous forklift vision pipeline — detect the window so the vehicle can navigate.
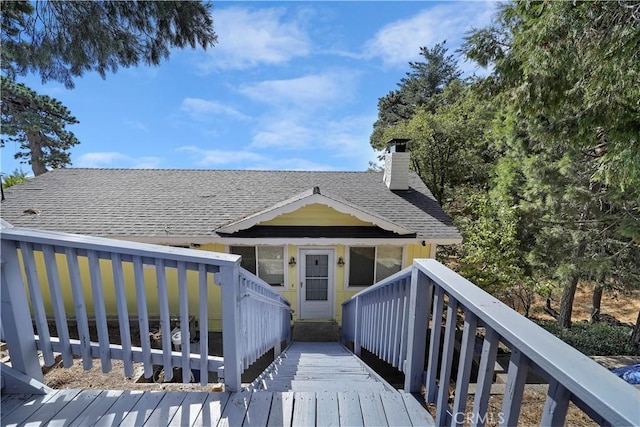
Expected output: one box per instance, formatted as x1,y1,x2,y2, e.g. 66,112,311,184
229,246,284,286
348,246,402,287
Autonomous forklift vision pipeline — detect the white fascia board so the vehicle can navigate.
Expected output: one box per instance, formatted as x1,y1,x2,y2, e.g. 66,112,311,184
215,192,414,235
117,236,463,247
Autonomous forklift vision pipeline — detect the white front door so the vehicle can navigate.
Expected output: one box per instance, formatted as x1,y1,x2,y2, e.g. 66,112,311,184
299,249,334,319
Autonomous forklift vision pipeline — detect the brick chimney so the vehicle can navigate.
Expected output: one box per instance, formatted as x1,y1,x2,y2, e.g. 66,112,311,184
383,138,410,190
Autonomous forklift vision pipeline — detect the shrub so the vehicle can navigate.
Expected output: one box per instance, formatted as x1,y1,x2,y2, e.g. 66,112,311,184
533,319,638,356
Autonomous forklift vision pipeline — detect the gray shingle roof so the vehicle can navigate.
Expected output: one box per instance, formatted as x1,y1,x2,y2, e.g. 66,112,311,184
0,169,461,241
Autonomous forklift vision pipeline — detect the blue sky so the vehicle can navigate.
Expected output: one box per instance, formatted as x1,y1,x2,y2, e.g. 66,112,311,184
1,1,497,175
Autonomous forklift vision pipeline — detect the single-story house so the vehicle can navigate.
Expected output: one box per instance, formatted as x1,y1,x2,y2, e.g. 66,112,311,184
0,144,461,328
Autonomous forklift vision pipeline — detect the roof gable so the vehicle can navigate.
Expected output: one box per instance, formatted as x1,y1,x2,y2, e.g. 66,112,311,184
216,187,414,235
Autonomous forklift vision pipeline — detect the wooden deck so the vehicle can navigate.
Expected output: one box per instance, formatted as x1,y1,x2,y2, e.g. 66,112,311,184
1,389,434,426
249,342,392,392
1,342,435,426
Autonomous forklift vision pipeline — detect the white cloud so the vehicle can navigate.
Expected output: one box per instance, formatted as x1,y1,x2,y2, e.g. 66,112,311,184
180,98,249,121
239,71,356,107
364,2,497,68
124,120,149,132
248,111,378,165
75,152,162,168
199,7,310,72
251,119,315,149
178,146,265,167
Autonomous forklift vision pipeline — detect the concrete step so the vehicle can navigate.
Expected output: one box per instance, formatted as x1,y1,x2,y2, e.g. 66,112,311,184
292,321,340,342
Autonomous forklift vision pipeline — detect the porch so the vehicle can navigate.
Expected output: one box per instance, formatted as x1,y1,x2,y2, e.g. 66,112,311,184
1,224,638,426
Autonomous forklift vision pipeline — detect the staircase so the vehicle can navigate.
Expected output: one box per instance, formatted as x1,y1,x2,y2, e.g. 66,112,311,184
250,342,393,392
291,321,340,342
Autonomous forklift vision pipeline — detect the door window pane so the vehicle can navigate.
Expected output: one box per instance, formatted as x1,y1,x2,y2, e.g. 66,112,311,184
306,278,328,300
257,246,284,286
376,246,403,282
230,246,256,274
349,247,375,286
305,254,328,277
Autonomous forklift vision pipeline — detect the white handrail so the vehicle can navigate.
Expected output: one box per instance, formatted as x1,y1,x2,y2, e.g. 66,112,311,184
1,225,290,393
342,259,640,427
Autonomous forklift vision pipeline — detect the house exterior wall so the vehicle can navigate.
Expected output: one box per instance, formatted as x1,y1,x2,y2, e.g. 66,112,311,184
19,242,433,331
17,203,439,330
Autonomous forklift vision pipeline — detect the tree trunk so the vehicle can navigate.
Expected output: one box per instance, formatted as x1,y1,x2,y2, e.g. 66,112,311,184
589,285,604,324
557,199,590,329
27,131,48,176
557,273,580,329
632,310,640,349
544,297,559,319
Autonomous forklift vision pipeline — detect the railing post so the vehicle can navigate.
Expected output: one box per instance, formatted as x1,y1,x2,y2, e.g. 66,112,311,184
0,239,43,382
220,263,242,392
403,265,431,393
353,297,361,356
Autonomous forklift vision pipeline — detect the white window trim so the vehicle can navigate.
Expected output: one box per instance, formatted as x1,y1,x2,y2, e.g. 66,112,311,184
228,244,287,287
345,245,404,289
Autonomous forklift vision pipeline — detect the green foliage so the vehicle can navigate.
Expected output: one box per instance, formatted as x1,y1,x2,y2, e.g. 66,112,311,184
535,319,638,356
461,0,640,328
1,76,79,174
1,168,29,188
1,0,217,174
370,42,461,151
455,191,534,297
380,80,496,205
1,1,217,88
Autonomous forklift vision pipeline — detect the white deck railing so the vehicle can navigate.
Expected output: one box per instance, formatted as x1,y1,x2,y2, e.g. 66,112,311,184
0,225,290,392
341,260,640,427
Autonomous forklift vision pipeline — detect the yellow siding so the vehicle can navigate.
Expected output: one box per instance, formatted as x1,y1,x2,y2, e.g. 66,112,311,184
405,243,431,267
260,204,374,227
21,242,434,331
21,249,224,331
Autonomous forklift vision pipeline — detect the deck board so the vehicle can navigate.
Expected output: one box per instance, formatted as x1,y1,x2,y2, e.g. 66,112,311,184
168,391,209,427
1,389,434,426
1,342,435,426
47,389,103,426
0,394,33,419
316,391,340,426
243,392,273,426
359,391,389,427
1,390,62,426
266,391,294,427
119,390,165,426
143,391,187,426
218,392,250,427
338,391,365,426
379,391,414,426
93,390,145,427
292,391,316,426
68,390,123,427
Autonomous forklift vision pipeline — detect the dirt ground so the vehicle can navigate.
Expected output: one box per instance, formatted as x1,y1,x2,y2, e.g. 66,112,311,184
44,358,216,392
530,282,639,324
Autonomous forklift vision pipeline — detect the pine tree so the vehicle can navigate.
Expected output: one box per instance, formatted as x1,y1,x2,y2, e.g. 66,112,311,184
370,42,461,151
1,0,217,175
463,0,640,328
1,77,79,175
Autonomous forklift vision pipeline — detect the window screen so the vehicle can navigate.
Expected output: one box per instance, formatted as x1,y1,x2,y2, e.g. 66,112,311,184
257,246,284,286
375,246,403,282
230,245,284,286
348,247,375,287
229,246,256,275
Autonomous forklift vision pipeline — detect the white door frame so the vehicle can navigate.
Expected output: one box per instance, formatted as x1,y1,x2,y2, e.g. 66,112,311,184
298,248,335,320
